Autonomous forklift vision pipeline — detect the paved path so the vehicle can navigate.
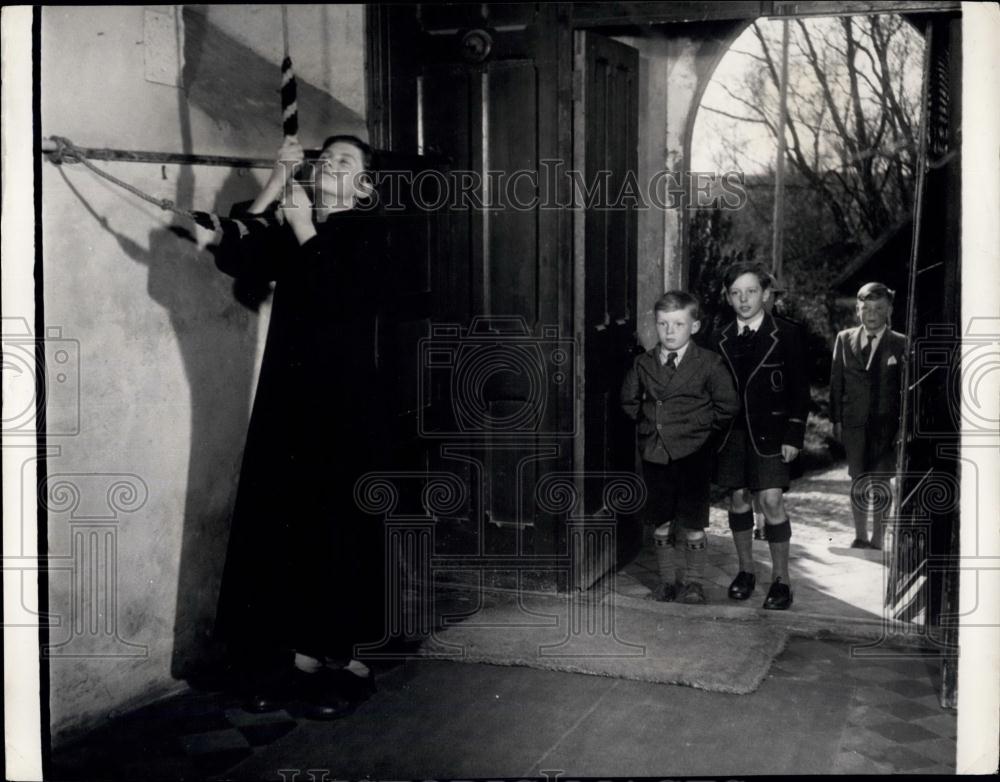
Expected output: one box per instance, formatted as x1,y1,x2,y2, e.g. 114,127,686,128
615,464,898,623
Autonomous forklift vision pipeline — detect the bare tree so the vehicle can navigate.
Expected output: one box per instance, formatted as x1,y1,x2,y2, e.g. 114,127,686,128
701,15,924,243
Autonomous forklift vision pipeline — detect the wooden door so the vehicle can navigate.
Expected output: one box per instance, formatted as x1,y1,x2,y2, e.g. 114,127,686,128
376,4,574,570
574,31,641,568
887,14,961,705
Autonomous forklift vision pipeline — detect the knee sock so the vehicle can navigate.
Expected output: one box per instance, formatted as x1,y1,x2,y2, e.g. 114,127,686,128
871,509,885,548
653,522,674,583
684,534,707,585
765,519,792,583
729,509,755,573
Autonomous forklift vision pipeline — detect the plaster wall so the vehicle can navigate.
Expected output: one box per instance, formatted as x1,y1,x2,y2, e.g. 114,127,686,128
616,25,742,349
40,4,366,744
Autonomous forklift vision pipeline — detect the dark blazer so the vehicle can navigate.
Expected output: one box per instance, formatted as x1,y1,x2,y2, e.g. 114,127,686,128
621,341,740,464
711,312,810,456
830,325,906,434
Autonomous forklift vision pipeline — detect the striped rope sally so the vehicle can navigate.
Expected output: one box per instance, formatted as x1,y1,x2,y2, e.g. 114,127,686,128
280,5,298,140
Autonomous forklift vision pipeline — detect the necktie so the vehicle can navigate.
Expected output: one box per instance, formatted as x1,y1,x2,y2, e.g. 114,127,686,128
666,351,677,369
740,325,752,339
861,334,872,367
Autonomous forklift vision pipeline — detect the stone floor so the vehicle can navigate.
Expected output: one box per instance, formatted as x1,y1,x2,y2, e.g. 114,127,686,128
49,464,961,778
50,633,956,779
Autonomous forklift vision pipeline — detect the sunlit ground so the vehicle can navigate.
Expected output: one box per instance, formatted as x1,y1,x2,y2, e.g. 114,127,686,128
618,463,894,622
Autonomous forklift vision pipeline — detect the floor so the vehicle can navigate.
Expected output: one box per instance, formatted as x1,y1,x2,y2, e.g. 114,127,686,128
615,464,911,623
49,464,958,778
50,634,955,779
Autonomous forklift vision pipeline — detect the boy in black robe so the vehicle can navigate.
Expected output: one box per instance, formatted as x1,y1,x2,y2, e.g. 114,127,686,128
213,135,386,717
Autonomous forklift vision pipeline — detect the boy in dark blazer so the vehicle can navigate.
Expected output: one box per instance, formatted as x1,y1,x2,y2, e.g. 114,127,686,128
711,262,810,610
830,282,906,550
622,291,740,604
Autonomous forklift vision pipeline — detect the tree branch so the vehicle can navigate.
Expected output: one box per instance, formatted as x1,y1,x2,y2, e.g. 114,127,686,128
700,105,770,124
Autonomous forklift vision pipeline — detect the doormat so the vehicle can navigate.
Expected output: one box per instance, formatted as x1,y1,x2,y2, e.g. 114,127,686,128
418,595,788,695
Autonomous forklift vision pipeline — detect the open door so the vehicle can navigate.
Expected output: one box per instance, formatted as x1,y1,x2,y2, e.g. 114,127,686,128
573,31,641,585
375,5,575,583
889,13,962,707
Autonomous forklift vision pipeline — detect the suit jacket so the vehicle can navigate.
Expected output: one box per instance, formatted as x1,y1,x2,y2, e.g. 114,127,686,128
621,341,740,464
830,325,906,437
711,312,810,456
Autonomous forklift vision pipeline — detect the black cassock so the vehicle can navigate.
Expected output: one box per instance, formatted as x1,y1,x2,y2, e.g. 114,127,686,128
213,204,388,662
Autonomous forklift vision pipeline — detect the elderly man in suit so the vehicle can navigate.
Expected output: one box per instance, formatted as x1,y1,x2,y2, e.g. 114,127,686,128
830,282,906,550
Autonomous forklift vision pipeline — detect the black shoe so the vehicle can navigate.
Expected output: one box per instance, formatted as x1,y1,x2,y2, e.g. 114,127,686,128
299,669,354,720
243,692,285,714
728,571,756,600
753,528,765,541
763,577,793,610
850,538,871,549
240,665,298,713
652,582,678,602
329,668,377,705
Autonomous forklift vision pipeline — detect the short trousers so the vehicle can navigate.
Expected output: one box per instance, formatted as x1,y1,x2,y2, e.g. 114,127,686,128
714,426,790,491
641,447,711,531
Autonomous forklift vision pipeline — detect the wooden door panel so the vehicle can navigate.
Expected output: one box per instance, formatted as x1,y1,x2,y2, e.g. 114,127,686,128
382,4,571,562
421,64,474,321
577,32,640,531
486,61,540,321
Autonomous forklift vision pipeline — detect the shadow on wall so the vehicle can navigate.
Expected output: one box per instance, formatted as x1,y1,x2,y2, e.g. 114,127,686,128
182,6,367,146
57,159,260,679
120,179,261,680
55,6,370,683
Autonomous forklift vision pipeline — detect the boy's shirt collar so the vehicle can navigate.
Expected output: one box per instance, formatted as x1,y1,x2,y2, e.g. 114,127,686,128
658,340,691,366
736,310,766,334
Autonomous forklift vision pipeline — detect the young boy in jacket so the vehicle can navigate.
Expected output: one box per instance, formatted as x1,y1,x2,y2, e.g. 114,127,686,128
711,262,810,610
622,291,740,604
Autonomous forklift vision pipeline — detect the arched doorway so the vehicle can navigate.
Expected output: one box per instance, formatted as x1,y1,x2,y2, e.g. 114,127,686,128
671,13,941,631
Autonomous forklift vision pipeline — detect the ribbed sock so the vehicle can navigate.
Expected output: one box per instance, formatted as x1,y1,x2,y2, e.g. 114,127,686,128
684,535,707,584
733,529,754,573
653,522,674,583
765,518,792,584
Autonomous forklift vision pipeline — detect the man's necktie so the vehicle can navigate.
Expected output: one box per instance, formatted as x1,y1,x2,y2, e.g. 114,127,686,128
666,351,678,369
740,325,752,339
861,334,872,367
